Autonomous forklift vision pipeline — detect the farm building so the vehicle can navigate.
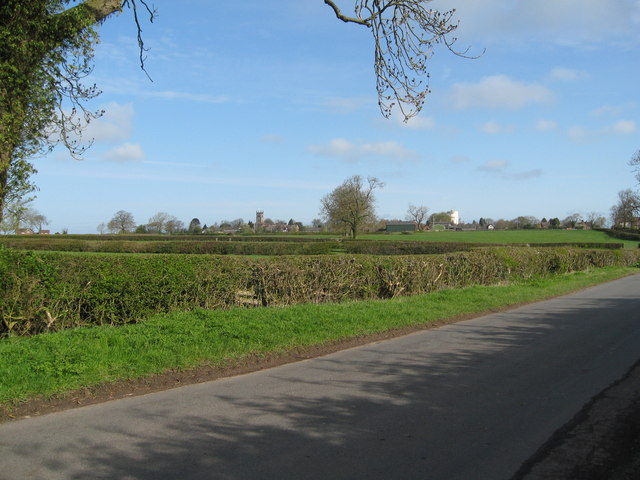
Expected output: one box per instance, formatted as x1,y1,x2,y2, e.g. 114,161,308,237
386,221,418,233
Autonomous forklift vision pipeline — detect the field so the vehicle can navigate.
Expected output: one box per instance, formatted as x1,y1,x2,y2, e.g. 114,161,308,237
363,229,640,247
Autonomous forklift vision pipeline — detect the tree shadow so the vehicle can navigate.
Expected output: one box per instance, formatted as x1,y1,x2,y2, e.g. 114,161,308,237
3,288,640,480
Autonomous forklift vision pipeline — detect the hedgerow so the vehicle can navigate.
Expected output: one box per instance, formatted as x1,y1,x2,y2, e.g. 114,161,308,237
0,238,337,255
1,246,638,337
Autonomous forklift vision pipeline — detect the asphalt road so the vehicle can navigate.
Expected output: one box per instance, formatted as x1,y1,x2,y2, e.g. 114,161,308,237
2,274,640,480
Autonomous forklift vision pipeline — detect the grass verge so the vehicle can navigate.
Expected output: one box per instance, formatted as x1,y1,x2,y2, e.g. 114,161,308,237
1,266,637,409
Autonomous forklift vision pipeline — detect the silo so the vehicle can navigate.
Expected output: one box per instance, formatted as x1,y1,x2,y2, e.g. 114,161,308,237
450,210,460,225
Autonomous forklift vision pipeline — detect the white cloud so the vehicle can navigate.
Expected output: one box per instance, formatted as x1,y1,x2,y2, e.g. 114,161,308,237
548,67,588,82
308,138,418,162
509,169,544,180
323,97,371,114
591,104,626,117
535,119,558,132
610,120,637,134
478,159,509,172
103,143,146,162
480,121,514,134
260,134,284,143
451,75,553,110
433,0,640,46
145,91,230,104
567,126,589,142
64,102,135,144
392,111,436,130
450,155,470,164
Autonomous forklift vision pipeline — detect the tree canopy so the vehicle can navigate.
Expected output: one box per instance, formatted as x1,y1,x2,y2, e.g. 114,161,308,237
320,175,383,238
0,0,153,222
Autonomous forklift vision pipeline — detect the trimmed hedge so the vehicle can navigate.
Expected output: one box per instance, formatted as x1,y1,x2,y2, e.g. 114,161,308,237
1,234,336,243
0,238,338,255
595,227,640,243
2,246,639,337
341,240,623,255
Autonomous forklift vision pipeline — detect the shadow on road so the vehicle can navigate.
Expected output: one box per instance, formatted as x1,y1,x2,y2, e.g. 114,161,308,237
4,286,640,480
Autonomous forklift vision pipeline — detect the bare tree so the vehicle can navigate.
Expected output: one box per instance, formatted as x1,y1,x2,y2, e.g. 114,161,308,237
107,210,136,234
629,149,640,184
320,175,384,238
165,217,184,234
406,204,429,230
147,212,171,233
325,0,477,120
584,211,606,229
610,189,640,229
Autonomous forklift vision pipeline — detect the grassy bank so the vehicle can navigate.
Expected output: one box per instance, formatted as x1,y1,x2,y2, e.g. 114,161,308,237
1,266,636,408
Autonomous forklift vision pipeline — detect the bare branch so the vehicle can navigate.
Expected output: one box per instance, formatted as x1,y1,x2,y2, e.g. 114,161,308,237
326,0,482,120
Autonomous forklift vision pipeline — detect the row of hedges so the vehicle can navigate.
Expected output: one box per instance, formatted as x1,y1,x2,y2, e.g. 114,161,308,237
2,237,624,256
2,246,639,337
595,228,640,242
1,234,336,243
341,241,623,255
0,238,338,255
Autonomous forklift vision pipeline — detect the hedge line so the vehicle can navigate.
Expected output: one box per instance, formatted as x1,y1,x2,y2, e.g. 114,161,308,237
0,238,338,255
2,246,639,337
1,234,335,243
2,237,623,256
595,227,640,243
341,241,623,255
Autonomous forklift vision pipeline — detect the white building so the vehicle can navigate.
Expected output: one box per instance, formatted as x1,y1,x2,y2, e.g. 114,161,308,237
450,210,460,225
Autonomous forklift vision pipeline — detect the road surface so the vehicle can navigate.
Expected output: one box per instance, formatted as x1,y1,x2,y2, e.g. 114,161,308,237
2,274,640,479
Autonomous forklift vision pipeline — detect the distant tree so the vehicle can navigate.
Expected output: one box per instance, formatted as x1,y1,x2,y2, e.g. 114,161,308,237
562,213,582,229
0,201,46,233
540,217,548,224
311,218,324,229
107,210,136,234
610,189,640,229
135,225,148,234
230,218,245,230
584,211,606,229
0,198,29,233
288,218,295,226
494,218,514,230
320,175,383,239
188,218,202,234
428,211,452,224
25,209,49,232
406,204,429,230
549,217,561,229
629,150,640,184
165,217,184,234
514,216,539,229
97,222,107,234
147,212,170,233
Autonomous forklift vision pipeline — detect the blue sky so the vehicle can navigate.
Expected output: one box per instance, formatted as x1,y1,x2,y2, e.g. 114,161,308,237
32,0,640,233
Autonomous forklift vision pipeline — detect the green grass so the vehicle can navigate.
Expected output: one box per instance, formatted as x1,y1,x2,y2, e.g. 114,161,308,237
363,229,639,247
1,266,637,408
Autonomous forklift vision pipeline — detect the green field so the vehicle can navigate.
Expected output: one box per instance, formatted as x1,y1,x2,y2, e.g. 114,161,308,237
363,229,639,247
